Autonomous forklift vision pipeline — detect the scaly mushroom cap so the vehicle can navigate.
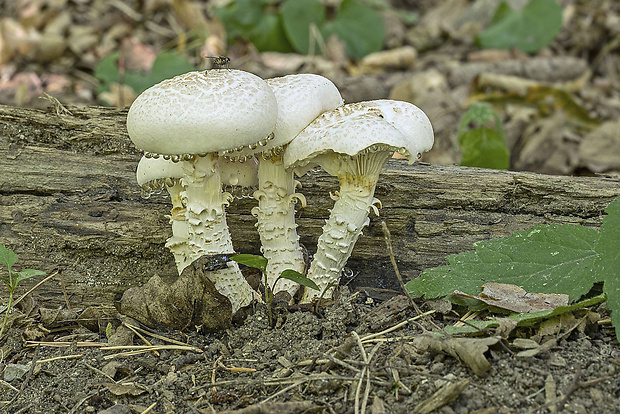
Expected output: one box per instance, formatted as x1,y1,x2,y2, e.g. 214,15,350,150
223,74,343,159
267,74,343,148
127,70,278,156
284,100,434,173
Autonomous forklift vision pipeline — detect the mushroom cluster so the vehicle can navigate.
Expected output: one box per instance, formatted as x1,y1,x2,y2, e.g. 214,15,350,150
124,68,433,326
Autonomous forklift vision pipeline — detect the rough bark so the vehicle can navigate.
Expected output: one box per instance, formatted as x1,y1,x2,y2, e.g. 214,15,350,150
1,103,619,307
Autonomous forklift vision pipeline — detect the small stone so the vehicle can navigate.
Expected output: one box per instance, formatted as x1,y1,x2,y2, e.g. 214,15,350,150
590,388,605,407
3,363,30,381
430,362,445,374
548,354,567,367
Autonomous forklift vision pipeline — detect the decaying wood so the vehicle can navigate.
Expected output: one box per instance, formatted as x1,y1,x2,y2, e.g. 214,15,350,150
1,104,619,308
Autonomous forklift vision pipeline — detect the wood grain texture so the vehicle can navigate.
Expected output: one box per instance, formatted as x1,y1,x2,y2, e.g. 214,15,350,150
1,103,619,307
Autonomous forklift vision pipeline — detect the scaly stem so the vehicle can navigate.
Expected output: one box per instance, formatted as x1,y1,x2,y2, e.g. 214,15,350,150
181,155,259,312
301,181,378,302
164,181,193,272
300,151,391,303
252,155,306,298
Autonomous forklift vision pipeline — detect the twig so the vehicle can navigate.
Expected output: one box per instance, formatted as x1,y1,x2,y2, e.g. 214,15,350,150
83,362,115,381
58,268,71,310
123,322,159,356
381,221,442,331
261,380,305,404
140,402,157,414
0,379,19,392
102,344,201,359
25,341,107,348
13,269,59,307
192,373,389,392
68,391,97,414
360,310,435,343
1,347,40,411
380,221,420,312
123,321,195,347
36,354,83,364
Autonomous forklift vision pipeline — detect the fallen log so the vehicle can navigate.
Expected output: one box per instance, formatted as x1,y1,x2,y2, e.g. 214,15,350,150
1,103,619,308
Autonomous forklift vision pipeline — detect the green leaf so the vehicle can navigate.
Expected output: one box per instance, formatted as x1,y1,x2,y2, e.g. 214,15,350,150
144,52,196,89
279,269,319,291
475,0,563,54
407,224,600,302
94,51,195,103
459,128,510,169
595,196,620,340
444,294,606,335
281,0,326,54
322,0,385,60
214,0,265,41
458,104,509,170
0,243,18,270
231,254,268,273
248,13,295,53
15,269,46,284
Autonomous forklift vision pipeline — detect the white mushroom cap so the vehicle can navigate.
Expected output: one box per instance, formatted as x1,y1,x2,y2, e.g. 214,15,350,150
137,156,258,188
224,74,343,158
284,100,434,172
267,74,343,147
127,70,278,155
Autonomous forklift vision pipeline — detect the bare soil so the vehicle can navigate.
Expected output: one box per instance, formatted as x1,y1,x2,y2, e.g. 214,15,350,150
1,288,619,413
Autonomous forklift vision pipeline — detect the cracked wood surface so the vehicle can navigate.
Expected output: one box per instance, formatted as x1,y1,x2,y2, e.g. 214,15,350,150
1,103,619,307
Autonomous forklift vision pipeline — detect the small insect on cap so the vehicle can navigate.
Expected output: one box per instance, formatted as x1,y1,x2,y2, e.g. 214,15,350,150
127,70,278,156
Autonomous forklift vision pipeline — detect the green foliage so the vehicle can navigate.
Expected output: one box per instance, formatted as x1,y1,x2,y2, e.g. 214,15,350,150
94,51,195,103
215,0,385,60
231,254,268,274
280,269,320,292
406,196,620,340
595,197,620,338
476,0,563,54
231,254,318,326
457,103,510,169
0,243,45,339
216,0,294,53
444,294,606,335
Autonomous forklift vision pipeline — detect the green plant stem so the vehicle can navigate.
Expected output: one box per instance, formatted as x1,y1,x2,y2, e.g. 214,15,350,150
0,282,15,339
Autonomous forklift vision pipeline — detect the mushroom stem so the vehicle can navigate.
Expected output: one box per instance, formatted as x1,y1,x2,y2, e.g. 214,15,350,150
252,155,306,297
181,154,259,312
164,181,193,271
301,151,392,302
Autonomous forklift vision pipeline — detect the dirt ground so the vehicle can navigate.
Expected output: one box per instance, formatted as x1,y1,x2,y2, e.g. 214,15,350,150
1,288,619,413
2,0,620,413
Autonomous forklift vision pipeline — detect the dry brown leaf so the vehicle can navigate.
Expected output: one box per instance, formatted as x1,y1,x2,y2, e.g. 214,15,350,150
410,333,499,377
356,46,417,75
413,378,470,414
579,119,620,172
102,382,146,396
454,282,569,314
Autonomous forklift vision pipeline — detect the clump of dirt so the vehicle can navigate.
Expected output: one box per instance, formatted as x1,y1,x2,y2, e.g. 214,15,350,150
1,290,618,414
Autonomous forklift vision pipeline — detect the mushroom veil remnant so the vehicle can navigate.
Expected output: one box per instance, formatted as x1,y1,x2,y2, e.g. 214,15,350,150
127,69,277,312
284,100,434,302
136,155,258,273
223,74,343,298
